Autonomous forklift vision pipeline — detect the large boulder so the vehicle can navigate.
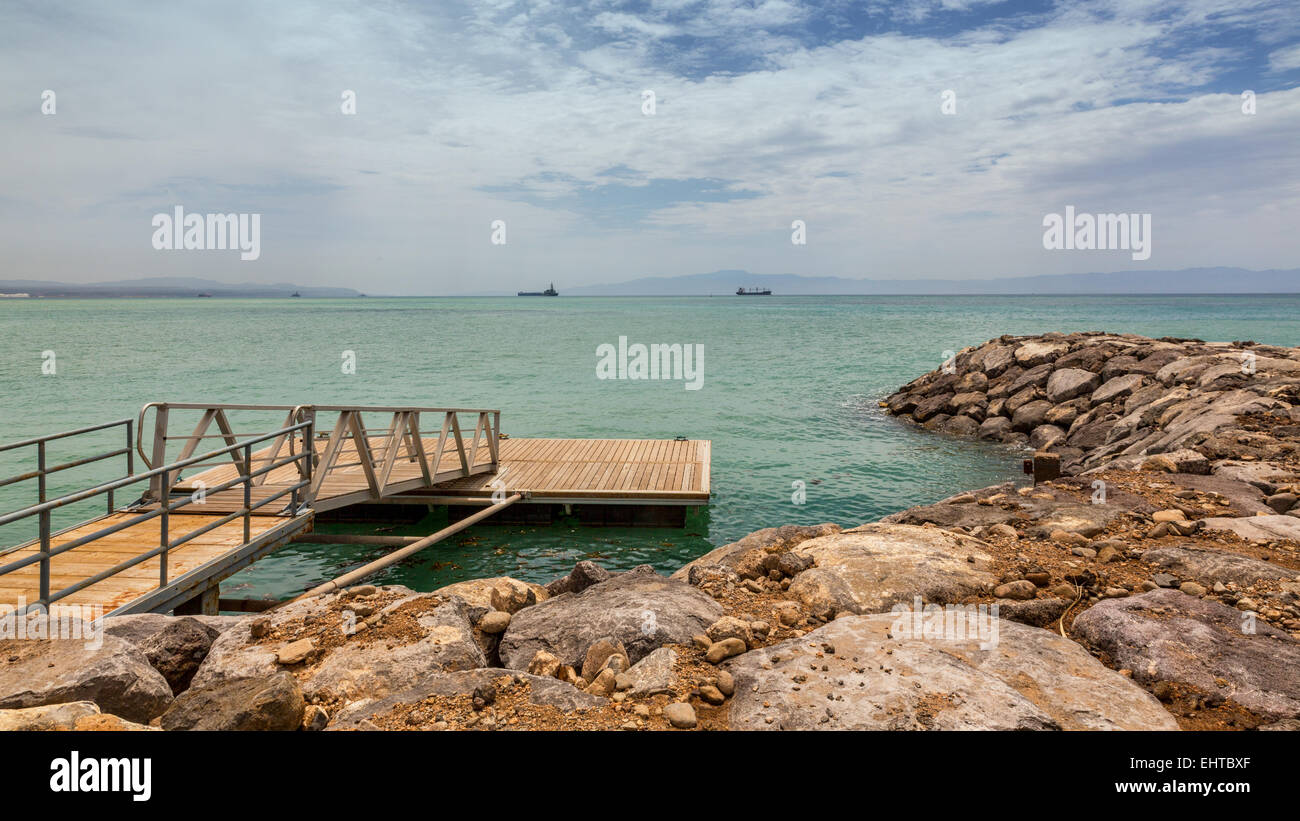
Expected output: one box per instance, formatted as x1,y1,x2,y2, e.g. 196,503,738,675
161,671,305,731
1091,373,1145,406
1073,589,1300,720
1141,546,1295,587
0,633,172,723
726,614,1178,730
786,524,996,617
102,614,219,694
191,589,486,705
1200,515,1300,542
329,670,605,729
0,701,99,731
670,523,840,582
499,566,722,670
1045,368,1101,403
1014,340,1069,368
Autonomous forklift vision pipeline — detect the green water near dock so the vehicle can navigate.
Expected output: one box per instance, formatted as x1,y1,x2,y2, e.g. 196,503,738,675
3,294,1298,600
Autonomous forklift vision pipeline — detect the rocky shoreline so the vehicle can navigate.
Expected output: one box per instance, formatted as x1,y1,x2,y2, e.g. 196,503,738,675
3,331,1299,731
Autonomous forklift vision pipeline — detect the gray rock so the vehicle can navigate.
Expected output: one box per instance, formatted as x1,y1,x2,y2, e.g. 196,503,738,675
103,614,219,694
1073,589,1300,720
0,634,172,723
996,597,1071,628
1014,341,1070,368
1090,373,1145,406
329,670,605,728
544,561,612,597
1142,546,1294,587
618,647,677,697
664,701,697,729
726,614,1177,730
160,671,305,731
671,523,841,582
1046,368,1102,403
786,524,996,617
1200,515,1300,542
978,416,1012,440
1011,400,1053,432
499,566,723,670
192,591,486,705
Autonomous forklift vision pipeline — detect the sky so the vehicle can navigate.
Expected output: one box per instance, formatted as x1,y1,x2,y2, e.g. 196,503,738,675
1,0,1298,295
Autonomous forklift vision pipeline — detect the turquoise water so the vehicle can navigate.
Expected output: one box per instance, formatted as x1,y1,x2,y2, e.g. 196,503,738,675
3,295,1299,601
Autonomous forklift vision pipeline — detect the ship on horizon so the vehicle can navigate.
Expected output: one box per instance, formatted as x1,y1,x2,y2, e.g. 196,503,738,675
736,286,772,295
518,282,559,296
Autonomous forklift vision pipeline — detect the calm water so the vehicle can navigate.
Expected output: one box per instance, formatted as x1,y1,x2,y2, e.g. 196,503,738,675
3,295,1298,602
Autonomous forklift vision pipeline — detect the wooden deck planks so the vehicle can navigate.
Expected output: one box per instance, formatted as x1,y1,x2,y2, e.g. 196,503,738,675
177,437,710,504
0,513,307,611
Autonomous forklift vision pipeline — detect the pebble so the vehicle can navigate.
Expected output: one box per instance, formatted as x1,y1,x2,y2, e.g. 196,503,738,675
1179,582,1206,597
993,580,1037,600
1070,547,1097,559
705,637,747,664
698,685,726,705
1152,509,1187,523
715,670,735,696
665,702,697,729
276,638,314,665
478,611,511,634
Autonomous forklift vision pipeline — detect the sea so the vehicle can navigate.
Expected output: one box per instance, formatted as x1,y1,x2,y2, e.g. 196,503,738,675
3,294,1298,602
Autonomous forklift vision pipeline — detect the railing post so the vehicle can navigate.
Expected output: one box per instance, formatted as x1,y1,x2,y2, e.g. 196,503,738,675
148,404,169,501
302,419,315,510
243,443,252,543
159,468,169,587
37,440,50,608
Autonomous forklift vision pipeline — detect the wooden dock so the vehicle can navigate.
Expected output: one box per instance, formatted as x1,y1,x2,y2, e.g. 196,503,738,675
175,436,709,510
0,403,710,616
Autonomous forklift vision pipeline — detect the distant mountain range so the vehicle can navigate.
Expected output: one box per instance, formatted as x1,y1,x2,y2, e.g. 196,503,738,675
3,268,1296,298
565,267,1300,295
0,277,361,298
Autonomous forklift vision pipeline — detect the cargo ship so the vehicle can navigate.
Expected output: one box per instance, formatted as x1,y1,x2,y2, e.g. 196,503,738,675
736,286,772,295
518,283,559,296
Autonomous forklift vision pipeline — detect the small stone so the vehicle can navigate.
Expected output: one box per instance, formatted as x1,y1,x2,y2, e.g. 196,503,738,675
1236,597,1260,612
301,705,329,731
665,702,697,729
1025,571,1051,587
775,602,802,627
715,670,735,696
526,650,562,678
705,637,747,664
275,638,314,665
1152,573,1177,589
584,668,617,698
478,611,511,634
1071,547,1098,559
1152,509,1187,523
698,685,726,705
993,580,1037,600
691,634,712,650
249,619,270,640
1179,582,1206,597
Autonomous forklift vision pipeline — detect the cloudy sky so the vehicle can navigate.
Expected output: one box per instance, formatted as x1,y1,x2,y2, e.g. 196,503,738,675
2,0,1298,294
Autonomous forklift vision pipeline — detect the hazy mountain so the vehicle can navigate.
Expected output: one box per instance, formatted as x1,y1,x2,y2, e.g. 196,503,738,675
0,277,361,298
564,267,1300,296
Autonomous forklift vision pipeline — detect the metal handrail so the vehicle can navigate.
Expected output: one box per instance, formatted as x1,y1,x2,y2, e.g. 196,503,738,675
0,419,313,608
136,402,501,470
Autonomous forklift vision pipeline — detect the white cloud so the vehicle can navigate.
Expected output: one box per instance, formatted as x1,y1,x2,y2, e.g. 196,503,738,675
0,0,1296,293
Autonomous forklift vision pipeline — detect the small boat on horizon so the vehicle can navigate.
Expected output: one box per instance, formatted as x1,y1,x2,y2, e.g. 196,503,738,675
518,282,559,296
736,286,772,295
